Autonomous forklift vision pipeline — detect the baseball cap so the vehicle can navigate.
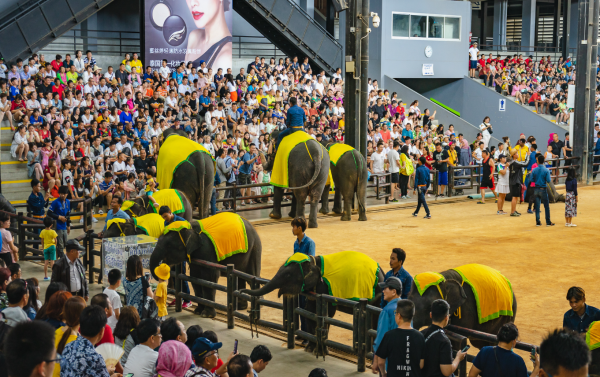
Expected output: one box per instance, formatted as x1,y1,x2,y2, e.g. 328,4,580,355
378,277,403,292
191,337,222,358
66,239,85,252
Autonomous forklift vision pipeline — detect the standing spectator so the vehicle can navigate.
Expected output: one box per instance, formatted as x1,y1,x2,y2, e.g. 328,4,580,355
46,186,71,259
5,321,58,377
60,306,120,377
50,239,88,300
382,248,412,302
478,149,497,204
479,117,492,149
0,213,17,266
496,154,510,214
215,148,232,211
508,138,530,217
421,300,467,377
432,143,449,197
370,142,387,195
375,300,425,377
531,155,555,227
564,167,578,227
469,43,479,78
387,141,400,202
103,269,122,330
371,277,402,375
123,318,161,377
153,263,169,321
122,255,153,317
39,217,57,280
468,323,539,377
399,145,413,199
539,329,590,377
239,144,258,206
563,287,600,334
412,157,431,219
250,345,272,377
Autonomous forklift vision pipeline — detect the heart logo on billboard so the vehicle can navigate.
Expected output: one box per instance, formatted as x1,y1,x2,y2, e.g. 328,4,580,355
163,15,187,46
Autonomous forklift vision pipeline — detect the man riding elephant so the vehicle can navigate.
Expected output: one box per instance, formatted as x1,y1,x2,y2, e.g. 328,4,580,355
121,189,194,222
275,97,306,150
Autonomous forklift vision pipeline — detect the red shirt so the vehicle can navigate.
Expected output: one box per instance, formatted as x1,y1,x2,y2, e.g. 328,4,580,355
51,60,62,72
211,358,224,373
486,58,495,65
96,324,115,346
52,85,64,100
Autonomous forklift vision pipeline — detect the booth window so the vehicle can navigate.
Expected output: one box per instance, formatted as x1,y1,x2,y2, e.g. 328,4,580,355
392,13,461,40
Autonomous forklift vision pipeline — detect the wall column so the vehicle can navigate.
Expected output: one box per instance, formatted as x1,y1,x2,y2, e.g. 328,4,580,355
521,0,536,51
492,0,507,48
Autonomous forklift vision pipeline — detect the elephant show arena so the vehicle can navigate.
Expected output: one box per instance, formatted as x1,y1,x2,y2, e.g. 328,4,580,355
203,185,598,367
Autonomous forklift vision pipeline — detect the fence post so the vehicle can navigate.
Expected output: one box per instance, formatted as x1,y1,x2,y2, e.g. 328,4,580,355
17,213,25,261
315,295,324,357
232,183,238,213
385,174,390,204
251,278,261,321
458,337,467,377
89,233,96,285
82,230,88,271
226,264,235,329
448,166,454,197
376,175,380,200
357,299,367,372
287,296,296,349
175,263,182,312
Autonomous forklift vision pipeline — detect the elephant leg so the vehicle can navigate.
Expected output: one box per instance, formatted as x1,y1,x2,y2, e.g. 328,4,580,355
357,174,368,221
319,185,330,214
270,187,283,219
190,264,205,315
306,190,320,228
341,185,354,221
332,189,343,215
289,193,297,218
237,278,248,310
202,174,212,219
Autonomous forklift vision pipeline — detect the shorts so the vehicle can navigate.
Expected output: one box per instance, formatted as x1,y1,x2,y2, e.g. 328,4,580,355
510,183,522,198
44,245,56,261
438,171,448,186
470,60,478,69
391,172,399,183
238,173,251,185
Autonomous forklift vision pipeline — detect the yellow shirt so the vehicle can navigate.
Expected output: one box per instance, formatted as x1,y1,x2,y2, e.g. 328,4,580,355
339,120,345,129
155,281,168,317
448,148,457,166
40,229,58,249
53,327,78,377
130,59,143,71
509,144,529,162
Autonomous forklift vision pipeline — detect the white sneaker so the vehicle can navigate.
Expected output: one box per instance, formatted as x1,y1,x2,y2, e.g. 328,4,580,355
569,223,577,227
565,223,570,227
92,217,98,223
79,218,84,224
98,209,104,214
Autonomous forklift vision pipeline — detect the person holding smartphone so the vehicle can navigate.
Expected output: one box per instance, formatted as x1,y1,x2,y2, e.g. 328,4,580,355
468,323,540,377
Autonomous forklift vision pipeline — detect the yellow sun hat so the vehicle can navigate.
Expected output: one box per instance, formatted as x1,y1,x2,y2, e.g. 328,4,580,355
154,263,171,281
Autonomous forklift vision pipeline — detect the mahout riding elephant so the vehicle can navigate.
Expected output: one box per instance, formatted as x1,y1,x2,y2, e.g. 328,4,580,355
103,213,165,239
122,189,194,222
407,266,517,350
149,212,262,318
242,251,384,355
318,141,368,221
259,130,329,228
158,129,214,219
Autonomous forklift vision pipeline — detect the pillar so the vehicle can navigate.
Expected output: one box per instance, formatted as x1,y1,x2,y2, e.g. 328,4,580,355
521,0,536,51
492,0,507,48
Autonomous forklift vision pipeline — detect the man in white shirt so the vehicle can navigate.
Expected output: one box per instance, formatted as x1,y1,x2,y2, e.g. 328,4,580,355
0,59,7,79
112,152,128,181
123,319,161,377
115,135,132,155
469,42,479,78
73,50,85,73
178,77,192,97
159,59,171,81
313,76,325,97
27,58,38,76
166,90,179,113
84,80,96,95
370,142,388,194
104,66,116,83
387,141,401,202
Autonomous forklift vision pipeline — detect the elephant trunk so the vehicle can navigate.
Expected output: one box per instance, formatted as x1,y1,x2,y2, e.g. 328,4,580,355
259,151,272,171
149,247,164,281
242,275,284,297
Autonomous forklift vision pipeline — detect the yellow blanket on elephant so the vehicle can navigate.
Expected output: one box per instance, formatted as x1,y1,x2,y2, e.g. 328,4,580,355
163,220,191,234
328,144,356,166
133,214,165,238
149,189,185,215
198,212,248,262
414,272,446,296
157,135,214,189
587,321,600,350
106,218,128,236
271,131,314,188
321,251,380,301
452,264,514,324
121,200,136,212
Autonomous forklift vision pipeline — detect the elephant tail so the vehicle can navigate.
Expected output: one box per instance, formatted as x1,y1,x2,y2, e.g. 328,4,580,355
286,140,323,190
354,150,367,213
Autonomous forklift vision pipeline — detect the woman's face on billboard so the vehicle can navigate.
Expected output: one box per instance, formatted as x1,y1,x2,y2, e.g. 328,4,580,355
186,0,221,29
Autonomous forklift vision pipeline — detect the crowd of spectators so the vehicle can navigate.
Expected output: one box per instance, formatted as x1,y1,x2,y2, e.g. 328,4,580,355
468,43,575,124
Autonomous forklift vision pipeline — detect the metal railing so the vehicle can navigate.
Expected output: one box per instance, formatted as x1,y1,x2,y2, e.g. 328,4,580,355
40,29,141,56
0,0,49,31
232,36,286,60
471,40,577,57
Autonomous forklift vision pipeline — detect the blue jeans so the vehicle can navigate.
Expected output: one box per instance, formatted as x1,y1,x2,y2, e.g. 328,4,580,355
533,187,551,225
276,127,303,149
414,187,430,215
210,188,217,215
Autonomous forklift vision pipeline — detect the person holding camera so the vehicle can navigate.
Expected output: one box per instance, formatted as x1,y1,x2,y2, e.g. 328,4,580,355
468,323,540,377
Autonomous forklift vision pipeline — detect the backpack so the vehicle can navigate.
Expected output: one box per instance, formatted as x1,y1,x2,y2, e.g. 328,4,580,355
140,281,158,320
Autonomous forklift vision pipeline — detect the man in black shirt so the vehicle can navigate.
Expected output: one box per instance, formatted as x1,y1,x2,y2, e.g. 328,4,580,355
371,98,385,120
421,300,466,377
134,149,150,174
375,300,425,377
148,91,164,119
422,109,436,128
432,143,450,197
115,63,128,86
37,76,53,98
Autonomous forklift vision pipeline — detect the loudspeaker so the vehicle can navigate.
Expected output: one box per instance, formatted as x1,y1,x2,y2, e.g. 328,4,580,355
331,0,348,13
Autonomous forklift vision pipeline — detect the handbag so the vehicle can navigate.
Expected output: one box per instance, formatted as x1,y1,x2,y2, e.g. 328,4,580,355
140,279,158,319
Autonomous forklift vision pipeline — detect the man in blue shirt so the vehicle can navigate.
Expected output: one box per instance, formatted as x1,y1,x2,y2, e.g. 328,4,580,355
239,144,259,205
102,196,130,231
199,89,211,116
27,179,49,250
381,248,413,308
159,206,185,226
291,217,315,257
563,286,600,333
47,186,71,259
372,277,402,374
275,97,306,149
413,157,431,219
531,155,555,227
8,78,19,101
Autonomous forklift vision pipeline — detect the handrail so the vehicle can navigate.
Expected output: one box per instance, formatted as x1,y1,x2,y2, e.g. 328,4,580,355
0,0,50,31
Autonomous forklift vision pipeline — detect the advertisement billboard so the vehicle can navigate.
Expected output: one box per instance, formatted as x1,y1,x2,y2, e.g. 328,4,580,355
144,0,233,72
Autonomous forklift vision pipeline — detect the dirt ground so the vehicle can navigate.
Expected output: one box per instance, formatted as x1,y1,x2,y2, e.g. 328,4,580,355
206,185,599,367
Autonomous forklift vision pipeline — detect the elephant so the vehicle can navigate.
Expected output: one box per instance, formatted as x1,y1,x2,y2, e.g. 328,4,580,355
407,268,517,350
158,129,214,219
103,214,164,239
242,252,384,355
259,130,330,228
149,214,262,318
122,189,194,222
318,141,368,221
0,194,16,229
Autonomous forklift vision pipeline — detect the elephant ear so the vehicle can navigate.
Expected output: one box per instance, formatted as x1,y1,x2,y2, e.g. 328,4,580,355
303,256,319,285
445,279,467,314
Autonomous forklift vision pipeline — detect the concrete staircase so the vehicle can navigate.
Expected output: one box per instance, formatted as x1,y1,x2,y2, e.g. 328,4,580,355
0,120,30,204
470,78,569,132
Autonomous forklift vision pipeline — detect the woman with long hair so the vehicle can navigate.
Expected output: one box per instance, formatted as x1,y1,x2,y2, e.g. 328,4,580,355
53,296,86,377
114,305,141,364
122,255,153,317
184,0,233,69
36,291,72,328
23,278,40,320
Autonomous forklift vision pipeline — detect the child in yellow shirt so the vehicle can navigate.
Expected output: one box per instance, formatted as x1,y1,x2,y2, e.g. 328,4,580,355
39,217,57,280
154,263,170,321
